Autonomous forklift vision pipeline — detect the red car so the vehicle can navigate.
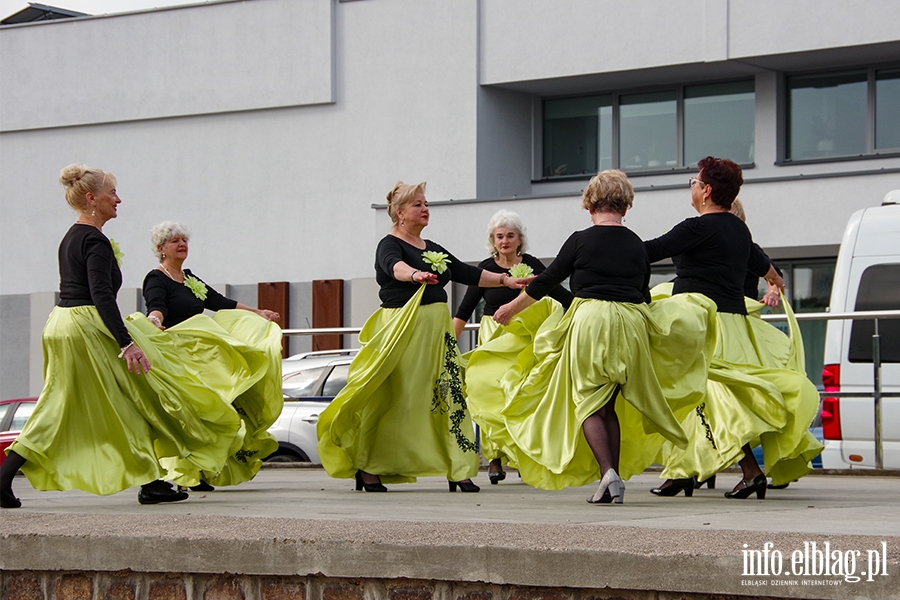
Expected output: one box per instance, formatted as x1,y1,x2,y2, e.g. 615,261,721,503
0,397,37,465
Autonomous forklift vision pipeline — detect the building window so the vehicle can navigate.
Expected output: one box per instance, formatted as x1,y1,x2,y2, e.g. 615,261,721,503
785,66,900,162
876,68,900,151
684,81,755,166
541,80,754,179
543,95,612,177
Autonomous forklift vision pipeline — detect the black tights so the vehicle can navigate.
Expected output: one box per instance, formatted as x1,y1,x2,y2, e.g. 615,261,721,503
0,450,26,495
581,395,620,475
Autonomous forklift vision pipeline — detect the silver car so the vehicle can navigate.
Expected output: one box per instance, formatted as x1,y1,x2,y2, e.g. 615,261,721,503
266,349,358,463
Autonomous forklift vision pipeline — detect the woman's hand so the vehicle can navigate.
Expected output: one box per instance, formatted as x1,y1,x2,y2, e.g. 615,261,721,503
763,264,785,294
122,343,151,375
147,312,165,330
506,275,535,289
761,282,781,308
412,270,439,285
258,309,280,321
493,292,537,326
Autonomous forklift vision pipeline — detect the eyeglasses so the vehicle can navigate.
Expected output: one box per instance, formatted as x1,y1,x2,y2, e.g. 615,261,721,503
689,177,707,188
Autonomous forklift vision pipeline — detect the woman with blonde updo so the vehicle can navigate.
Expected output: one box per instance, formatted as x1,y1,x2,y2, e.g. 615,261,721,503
453,210,572,484
317,181,533,493
1,165,240,508
491,170,717,504
142,221,283,492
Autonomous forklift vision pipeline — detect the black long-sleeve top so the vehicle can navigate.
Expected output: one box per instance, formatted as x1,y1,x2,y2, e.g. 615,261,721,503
143,269,237,328
57,224,131,348
743,244,782,299
525,226,651,304
644,212,770,314
454,254,573,320
375,235,483,308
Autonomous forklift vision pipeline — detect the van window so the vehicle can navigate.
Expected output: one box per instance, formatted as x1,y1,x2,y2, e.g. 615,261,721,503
849,264,900,363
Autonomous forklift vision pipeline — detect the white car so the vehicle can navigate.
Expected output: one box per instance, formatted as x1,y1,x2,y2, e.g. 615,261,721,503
266,349,358,463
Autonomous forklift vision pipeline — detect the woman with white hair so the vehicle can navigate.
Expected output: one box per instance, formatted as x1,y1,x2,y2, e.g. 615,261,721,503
453,210,572,484
142,221,282,492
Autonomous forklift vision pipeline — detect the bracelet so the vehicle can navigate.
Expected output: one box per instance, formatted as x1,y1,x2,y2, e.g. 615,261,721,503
118,342,134,359
500,273,508,286
148,315,161,327
410,270,419,283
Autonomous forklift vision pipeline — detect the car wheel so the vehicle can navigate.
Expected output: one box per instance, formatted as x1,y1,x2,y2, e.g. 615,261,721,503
264,449,307,463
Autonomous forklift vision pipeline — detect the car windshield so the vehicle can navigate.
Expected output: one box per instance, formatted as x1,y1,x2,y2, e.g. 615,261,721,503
282,366,326,398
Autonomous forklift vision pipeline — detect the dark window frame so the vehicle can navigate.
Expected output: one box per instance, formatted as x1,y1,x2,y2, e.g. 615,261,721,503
779,63,900,165
539,78,756,181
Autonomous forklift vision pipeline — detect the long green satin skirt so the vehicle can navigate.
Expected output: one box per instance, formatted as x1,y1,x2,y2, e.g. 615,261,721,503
10,306,281,495
462,301,565,465
484,294,717,491
158,310,283,487
317,285,480,484
655,285,823,485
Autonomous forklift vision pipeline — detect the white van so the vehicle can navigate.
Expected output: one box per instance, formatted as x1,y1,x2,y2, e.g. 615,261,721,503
820,191,900,469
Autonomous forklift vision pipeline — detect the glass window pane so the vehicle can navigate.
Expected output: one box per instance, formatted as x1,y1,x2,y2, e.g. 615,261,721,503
9,402,36,431
282,366,325,398
0,403,10,430
543,95,612,177
876,69,900,150
787,71,867,159
790,262,837,385
322,364,350,397
684,81,755,166
619,91,676,169
849,264,900,363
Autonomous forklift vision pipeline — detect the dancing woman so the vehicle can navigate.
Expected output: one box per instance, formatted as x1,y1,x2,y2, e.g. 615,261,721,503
492,170,717,503
453,210,571,484
1,165,237,507
316,182,532,493
645,157,822,499
143,221,283,491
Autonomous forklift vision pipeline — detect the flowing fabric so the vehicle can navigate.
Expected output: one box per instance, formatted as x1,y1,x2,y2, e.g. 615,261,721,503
10,307,279,495
317,285,480,484
475,293,717,491
654,284,824,485
158,309,283,487
461,301,564,465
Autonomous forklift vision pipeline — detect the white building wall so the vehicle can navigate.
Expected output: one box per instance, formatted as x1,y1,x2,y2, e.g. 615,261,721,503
2,0,900,395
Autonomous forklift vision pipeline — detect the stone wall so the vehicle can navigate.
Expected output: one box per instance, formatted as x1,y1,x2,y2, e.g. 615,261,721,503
0,572,739,600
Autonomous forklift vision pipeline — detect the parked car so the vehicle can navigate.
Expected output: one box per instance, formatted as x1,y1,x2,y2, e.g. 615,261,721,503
0,397,38,466
820,192,900,469
265,349,358,463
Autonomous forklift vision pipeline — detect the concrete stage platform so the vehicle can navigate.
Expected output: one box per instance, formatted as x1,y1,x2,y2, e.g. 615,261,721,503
1,467,898,600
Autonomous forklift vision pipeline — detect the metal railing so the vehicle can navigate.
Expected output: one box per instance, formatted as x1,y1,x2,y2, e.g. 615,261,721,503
284,309,900,469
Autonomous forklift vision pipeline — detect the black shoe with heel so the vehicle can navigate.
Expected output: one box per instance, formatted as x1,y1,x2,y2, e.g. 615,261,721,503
1,489,21,509
137,488,189,505
693,475,716,490
724,474,767,499
650,478,694,497
488,470,506,485
355,471,387,492
449,480,480,493
190,481,215,492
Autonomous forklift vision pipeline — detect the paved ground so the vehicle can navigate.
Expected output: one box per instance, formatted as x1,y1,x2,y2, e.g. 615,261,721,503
2,467,899,599
5,467,900,536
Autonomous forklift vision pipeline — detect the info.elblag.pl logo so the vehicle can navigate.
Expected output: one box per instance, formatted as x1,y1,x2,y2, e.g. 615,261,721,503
741,541,890,586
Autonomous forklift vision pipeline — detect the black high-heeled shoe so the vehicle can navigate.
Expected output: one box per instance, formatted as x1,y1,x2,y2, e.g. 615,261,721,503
693,475,716,490
1,489,22,509
488,470,506,485
355,471,387,493
650,478,694,497
449,480,480,493
724,474,767,499
190,481,215,492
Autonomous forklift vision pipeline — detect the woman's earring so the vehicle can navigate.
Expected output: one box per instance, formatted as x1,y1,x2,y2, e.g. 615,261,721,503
516,246,522,256
161,253,166,259
91,209,96,217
